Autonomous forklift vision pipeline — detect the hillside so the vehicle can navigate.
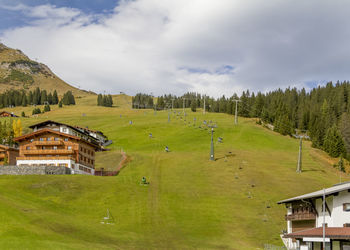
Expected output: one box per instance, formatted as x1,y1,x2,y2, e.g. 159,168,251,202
0,98,348,249
0,43,93,97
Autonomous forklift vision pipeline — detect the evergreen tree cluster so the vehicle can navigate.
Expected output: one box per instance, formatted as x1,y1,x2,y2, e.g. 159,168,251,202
61,91,76,105
0,87,59,108
132,93,154,109
97,94,113,107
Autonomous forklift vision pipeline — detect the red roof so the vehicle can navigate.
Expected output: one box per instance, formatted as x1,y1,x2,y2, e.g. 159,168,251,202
284,227,350,239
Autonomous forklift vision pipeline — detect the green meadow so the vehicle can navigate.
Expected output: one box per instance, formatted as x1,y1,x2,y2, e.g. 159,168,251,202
0,95,347,249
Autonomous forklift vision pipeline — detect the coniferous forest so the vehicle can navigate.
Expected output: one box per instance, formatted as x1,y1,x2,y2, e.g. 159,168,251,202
0,88,75,108
132,81,350,160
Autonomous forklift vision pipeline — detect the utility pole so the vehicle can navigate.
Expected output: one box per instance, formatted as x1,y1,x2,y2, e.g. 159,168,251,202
233,99,241,125
171,99,175,110
210,127,214,161
208,124,217,161
296,136,302,173
182,98,186,114
323,188,326,249
168,111,170,123
203,97,206,115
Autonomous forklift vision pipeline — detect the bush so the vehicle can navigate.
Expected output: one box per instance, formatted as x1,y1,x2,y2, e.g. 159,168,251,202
32,108,41,115
43,104,51,112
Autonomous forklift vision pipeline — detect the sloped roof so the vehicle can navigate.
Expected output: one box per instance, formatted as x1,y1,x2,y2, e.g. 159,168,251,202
0,111,18,117
0,144,19,151
28,120,99,143
284,227,350,239
278,182,350,204
14,128,100,149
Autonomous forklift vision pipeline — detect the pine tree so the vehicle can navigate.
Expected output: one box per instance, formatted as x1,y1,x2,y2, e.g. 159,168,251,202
52,90,59,104
324,125,346,157
97,94,103,106
40,90,47,104
191,99,196,112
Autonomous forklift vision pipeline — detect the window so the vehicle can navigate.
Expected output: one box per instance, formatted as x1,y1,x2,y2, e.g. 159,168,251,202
64,138,68,141
42,146,46,150
40,138,44,141
26,146,30,150
47,137,51,141
30,139,34,142
63,128,67,132
343,203,350,212
67,146,72,150
53,146,57,150
54,137,59,141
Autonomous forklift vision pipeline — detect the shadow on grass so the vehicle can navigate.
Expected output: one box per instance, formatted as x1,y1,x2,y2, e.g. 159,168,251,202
301,168,326,173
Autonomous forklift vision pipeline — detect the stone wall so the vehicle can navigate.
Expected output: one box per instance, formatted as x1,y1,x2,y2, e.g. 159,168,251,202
0,165,71,175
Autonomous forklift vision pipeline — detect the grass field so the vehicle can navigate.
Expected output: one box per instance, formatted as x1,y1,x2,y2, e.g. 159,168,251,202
0,95,348,249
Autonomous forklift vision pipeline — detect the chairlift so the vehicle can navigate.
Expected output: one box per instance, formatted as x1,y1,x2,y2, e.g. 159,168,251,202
100,209,115,225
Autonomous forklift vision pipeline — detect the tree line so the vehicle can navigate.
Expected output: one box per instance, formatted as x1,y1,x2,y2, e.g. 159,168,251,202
0,88,76,108
133,81,350,160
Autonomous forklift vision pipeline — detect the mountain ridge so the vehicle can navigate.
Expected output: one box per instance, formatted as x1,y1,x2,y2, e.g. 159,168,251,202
0,43,95,97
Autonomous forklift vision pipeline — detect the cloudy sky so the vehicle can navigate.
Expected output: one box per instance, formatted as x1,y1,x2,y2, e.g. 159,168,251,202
0,0,349,97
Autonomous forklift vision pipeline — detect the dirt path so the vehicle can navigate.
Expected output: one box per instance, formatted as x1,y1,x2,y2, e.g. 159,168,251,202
115,151,128,174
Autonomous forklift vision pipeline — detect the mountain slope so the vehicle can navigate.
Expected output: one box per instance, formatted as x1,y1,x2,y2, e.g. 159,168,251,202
0,43,93,97
0,101,348,249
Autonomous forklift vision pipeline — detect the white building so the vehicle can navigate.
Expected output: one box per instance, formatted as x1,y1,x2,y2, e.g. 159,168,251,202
278,182,350,250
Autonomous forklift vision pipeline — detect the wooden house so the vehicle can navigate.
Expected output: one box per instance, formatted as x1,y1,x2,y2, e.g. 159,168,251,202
0,144,19,165
0,111,18,117
14,121,102,175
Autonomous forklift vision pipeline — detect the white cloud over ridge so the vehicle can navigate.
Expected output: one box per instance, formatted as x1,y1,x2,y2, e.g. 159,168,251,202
1,0,350,97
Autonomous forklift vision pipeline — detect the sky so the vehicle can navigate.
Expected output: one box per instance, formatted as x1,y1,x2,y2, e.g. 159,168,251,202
0,0,349,97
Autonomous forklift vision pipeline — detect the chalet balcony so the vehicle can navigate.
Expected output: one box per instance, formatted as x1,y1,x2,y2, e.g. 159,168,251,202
22,149,74,155
32,140,63,146
285,210,316,221
17,156,75,161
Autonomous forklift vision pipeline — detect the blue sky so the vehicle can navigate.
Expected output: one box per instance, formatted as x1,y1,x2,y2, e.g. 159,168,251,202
0,0,349,96
0,0,118,30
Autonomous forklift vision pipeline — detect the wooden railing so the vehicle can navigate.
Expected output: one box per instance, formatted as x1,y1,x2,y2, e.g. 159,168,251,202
285,212,316,221
17,156,75,161
33,141,63,146
22,149,74,155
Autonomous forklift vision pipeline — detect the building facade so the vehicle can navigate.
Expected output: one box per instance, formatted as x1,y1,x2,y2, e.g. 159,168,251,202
278,182,350,250
14,128,99,175
0,144,19,165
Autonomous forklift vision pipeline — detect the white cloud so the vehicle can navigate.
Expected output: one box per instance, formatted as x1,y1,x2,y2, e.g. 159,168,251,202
1,0,350,97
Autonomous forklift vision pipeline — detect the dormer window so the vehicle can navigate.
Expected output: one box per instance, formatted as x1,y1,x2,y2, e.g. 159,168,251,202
343,203,350,212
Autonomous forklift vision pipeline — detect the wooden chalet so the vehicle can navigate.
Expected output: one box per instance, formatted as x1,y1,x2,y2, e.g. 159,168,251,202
14,128,100,175
0,144,19,165
0,111,18,117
